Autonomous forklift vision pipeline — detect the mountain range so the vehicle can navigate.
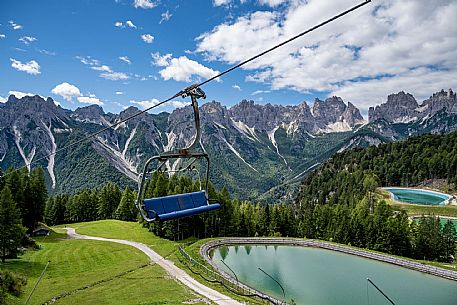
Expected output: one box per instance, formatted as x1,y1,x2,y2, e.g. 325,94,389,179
0,88,456,201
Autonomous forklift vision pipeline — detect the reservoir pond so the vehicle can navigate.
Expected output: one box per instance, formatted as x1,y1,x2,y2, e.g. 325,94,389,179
211,245,457,305
384,188,450,205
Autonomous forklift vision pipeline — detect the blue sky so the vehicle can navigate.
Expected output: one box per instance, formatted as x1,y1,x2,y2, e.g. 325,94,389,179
1,0,456,116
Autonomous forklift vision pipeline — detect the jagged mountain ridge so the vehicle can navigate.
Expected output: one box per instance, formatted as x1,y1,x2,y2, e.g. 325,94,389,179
0,89,456,200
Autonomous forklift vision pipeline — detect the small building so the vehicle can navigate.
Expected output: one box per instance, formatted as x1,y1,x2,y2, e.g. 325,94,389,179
32,224,50,236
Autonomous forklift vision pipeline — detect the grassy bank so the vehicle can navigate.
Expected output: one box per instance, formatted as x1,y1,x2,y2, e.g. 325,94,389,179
1,226,202,305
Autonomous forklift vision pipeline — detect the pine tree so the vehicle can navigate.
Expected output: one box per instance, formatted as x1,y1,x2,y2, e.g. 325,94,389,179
441,220,456,263
97,182,121,219
153,173,169,197
23,168,48,231
0,187,26,262
114,187,136,221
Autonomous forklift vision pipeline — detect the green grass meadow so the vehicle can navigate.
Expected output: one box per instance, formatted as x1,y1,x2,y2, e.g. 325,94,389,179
1,222,205,305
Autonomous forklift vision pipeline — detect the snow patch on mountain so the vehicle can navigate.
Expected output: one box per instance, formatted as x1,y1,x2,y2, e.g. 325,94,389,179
281,121,299,136
164,131,177,152
267,127,288,166
122,127,137,158
292,163,320,180
231,118,260,142
392,116,418,124
13,126,36,172
213,122,226,130
42,120,57,189
321,120,352,133
221,136,258,173
95,136,138,180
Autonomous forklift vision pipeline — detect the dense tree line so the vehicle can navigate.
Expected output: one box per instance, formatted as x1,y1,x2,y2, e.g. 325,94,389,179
0,168,47,233
43,182,135,225
0,167,47,262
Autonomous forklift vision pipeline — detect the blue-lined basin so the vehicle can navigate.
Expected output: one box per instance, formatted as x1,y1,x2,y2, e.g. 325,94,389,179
384,187,451,205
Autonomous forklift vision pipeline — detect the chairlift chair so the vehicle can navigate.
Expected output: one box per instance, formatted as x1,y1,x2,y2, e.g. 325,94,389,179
135,85,221,222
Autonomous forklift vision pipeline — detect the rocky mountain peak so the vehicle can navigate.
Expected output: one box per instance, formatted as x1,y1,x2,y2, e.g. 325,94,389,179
1,95,67,125
71,104,106,125
368,91,419,123
369,89,456,123
342,101,365,126
422,88,457,115
387,91,418,108
7,94,19,103
312,97,346,119
119,106,140,118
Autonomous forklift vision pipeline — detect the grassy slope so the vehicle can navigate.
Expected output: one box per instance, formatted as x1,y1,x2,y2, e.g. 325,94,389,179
1,227,201,305
56,220,264,305
55,220,181,257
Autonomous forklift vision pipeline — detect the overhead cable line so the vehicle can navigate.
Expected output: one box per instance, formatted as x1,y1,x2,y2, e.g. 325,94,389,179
3,0,371,177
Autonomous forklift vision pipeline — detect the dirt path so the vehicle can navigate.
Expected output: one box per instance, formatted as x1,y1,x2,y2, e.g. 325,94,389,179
64,228,243,305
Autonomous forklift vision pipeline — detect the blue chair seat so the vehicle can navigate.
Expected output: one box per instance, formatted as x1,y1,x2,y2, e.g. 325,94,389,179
143,190,221,221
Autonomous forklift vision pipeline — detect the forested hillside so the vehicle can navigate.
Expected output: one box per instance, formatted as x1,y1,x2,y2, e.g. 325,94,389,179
297,130,457,208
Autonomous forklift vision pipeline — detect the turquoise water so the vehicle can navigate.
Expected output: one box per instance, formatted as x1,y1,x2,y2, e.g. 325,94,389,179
440,219,457,231
414,217,457,231
211,245,457,305
385,188,450,205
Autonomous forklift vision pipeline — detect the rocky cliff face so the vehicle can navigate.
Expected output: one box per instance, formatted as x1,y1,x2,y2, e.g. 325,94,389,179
368,89,457,123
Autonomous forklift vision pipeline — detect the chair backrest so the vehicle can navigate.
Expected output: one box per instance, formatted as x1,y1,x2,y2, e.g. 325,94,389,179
143,191,209,216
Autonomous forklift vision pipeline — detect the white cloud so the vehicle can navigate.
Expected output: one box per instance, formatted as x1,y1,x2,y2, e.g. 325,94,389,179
151,53,219,83
159,10,172,24
119,56,131,64
77,96,103,106
134,0,158,9
10,58,41,75
141,34,154,43
8,91,37,99
196,0,457,113
130,98,190,110
0,96,6,103
130,98,161,109
233,85,241,91
38,49,56,56
151,52,172,67
251,89,270,95
19,36,37,45
331,68,457,114
9,20,22,30
126,20,137,28
76,56,100,66
115,91,124,95
77,56,130,81
51,82,81,101
115,21,124,27
100,71,130,81
258,0,286,7
213,0,231,6
91,65,111,72
170,101,191,108
0,34,5,39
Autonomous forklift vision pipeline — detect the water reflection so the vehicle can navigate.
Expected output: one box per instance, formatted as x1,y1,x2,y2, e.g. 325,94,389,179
212,245,457,305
